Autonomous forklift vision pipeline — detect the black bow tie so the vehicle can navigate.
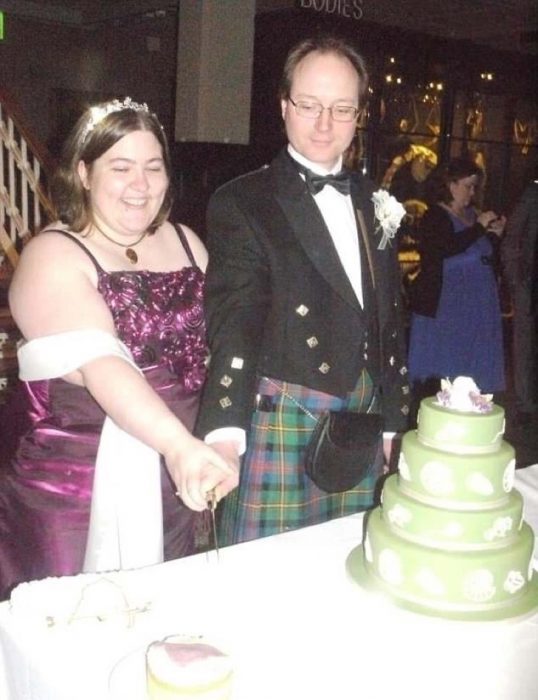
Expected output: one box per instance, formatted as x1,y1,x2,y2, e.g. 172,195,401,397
295,163,351,196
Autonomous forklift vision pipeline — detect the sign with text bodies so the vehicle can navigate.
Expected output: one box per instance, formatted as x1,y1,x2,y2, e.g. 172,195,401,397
297,0,364,21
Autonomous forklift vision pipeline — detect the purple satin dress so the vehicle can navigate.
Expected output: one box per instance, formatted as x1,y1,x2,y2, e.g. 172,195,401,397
0,227,208,600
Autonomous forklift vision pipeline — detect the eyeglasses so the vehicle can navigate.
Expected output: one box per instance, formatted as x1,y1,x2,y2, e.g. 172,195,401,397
288,98,359,122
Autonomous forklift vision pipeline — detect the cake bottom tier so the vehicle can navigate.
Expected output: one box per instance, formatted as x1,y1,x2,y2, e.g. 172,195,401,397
347,508,538,621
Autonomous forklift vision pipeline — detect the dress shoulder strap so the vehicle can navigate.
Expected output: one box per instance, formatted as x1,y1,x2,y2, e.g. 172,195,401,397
43,228,105,273
174,224,198,268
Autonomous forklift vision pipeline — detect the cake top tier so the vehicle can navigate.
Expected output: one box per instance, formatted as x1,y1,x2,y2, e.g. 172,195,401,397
417,397,505,454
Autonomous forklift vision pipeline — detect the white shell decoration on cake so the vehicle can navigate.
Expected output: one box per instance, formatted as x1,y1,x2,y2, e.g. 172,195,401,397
378,549,403,586
420,461,454,496
466,472,494,496
398,454,411,481
502,459,516,493
484,516,513,541
415,568,446,596
387,504,412,528
462,569,496,602
503,570,525,595
441,521,464,538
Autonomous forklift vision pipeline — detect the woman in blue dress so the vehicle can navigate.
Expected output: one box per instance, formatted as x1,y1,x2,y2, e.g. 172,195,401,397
408,158,506,414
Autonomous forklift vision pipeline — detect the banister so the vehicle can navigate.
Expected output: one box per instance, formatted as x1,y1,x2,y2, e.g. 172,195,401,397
0,88,56,176
0,89,55,269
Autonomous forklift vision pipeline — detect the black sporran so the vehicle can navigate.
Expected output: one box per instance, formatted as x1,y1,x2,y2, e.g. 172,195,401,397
304,411,383,493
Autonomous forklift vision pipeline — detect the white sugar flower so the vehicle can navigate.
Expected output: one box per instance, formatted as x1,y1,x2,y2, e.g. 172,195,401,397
502,459,516,493
436,377,493,413
463,569,496,602
371,189,406,250
442,521,464,538
398,453,411,481
503,570,525,594
387,504,412,528
378,549,403,585
415,568,445,596
420,461,454,496
484,516,513,541
466,472,494,496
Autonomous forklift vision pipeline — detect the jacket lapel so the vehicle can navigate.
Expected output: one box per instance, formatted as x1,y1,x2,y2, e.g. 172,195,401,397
351,176,377,296
272,150,360,312
351,177,394,323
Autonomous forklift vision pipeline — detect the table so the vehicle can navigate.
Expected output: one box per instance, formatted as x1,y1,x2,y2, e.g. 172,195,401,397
1,466,538,700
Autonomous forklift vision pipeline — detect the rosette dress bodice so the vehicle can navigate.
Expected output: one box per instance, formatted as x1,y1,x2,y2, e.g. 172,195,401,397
99,264,207,394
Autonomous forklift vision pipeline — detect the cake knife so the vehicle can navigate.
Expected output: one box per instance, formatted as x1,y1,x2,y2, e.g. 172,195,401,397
207,488,220,561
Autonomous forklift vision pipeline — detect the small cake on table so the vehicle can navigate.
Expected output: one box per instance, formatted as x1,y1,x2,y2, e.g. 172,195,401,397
146,634,233,699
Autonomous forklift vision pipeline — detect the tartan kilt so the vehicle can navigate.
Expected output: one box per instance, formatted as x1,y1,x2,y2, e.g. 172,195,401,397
219,369,383,546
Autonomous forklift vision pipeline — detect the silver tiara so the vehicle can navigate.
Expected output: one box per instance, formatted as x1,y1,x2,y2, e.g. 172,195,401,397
81,97,150,143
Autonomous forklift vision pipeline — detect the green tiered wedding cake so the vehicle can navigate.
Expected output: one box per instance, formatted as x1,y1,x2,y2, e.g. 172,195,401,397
347,377,538,621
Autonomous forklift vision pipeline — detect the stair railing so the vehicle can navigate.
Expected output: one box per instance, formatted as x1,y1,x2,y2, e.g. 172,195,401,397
0,90,55,269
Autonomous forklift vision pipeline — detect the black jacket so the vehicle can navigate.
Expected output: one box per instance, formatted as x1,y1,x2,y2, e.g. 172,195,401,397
196,149,410,435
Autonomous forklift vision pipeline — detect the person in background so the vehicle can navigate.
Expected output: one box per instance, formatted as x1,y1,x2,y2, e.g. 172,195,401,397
0,98,236,600
407,157,506,418
501,167,538,422
195,35,410,546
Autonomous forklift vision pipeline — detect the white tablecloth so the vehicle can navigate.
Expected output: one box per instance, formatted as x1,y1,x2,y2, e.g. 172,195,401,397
1,466,538,700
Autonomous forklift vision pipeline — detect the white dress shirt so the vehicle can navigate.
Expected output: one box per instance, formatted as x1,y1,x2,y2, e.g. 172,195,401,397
288,145,363,306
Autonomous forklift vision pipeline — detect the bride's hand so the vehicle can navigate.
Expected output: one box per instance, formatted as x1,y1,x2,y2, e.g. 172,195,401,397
204,440,241,502
164,437,237,511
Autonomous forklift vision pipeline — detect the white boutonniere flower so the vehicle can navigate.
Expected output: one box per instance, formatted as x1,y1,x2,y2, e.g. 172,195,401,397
371,189,406,250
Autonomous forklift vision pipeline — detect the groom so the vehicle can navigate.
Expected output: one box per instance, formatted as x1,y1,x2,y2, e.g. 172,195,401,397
196,35,410,544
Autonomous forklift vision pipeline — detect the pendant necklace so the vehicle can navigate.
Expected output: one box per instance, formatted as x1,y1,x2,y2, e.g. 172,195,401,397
94,224,148,264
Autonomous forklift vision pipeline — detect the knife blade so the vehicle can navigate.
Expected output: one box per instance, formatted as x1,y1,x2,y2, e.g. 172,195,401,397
207,488,219,561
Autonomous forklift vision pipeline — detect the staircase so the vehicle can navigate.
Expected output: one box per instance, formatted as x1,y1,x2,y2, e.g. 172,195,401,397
0,90,54,401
